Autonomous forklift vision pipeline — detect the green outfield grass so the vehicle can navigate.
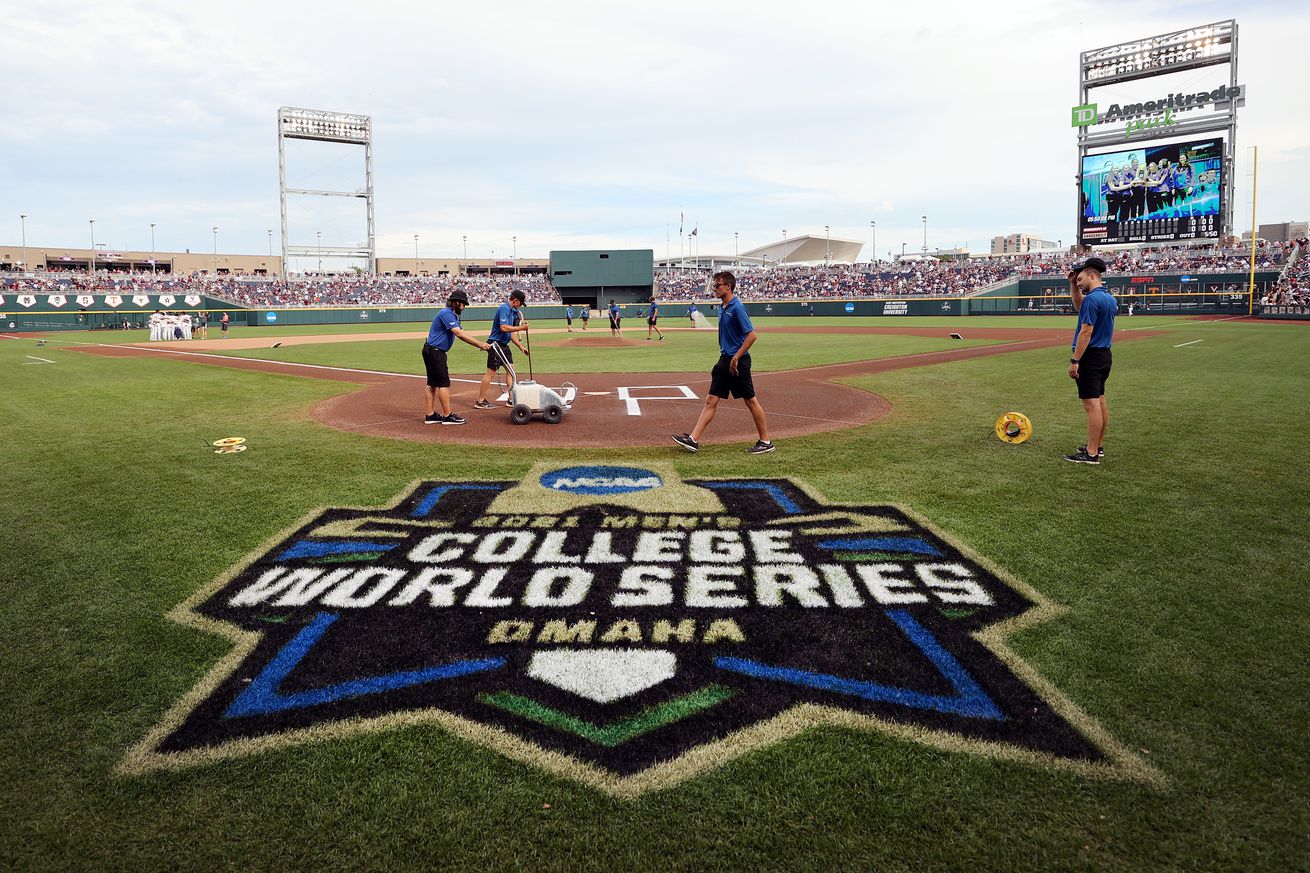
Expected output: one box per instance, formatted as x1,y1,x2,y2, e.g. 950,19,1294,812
1,316,1306,872
207,331,1004,374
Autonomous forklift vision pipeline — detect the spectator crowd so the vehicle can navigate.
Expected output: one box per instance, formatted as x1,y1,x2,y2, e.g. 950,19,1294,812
1262,238,1310,308
1,242,1292,307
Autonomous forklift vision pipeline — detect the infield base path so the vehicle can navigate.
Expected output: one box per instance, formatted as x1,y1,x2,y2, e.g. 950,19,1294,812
76,326,1157,448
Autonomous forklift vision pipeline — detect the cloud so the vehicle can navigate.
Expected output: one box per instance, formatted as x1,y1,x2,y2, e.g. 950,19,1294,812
3,0,1306,258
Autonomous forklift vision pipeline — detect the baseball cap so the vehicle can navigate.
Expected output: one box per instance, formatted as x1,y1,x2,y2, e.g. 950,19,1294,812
448,290,470,305
509,289,527,304
1071,256,1108,275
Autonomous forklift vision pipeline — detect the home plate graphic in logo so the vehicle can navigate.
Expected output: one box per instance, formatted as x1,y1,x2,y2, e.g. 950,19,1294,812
120,464,1160,794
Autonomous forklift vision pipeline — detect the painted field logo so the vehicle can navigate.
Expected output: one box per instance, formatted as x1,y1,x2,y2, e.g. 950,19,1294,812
121,463,1159,795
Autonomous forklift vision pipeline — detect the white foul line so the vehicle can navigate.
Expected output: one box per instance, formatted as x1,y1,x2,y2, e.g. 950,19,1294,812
63,341,492,383
25,355,56,364
1173,339,1204,348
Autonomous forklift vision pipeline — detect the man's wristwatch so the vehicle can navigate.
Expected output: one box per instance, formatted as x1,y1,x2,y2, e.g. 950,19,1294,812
1069,358,1080,364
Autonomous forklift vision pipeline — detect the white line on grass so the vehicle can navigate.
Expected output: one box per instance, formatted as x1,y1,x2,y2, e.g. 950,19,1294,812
61,341,495,382
25,355,56,363
1119,315,1247,332
1173,339,1204,348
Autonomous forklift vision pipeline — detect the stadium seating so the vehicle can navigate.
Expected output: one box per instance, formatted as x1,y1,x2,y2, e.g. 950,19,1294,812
2,243,1290,306
1265,238,1309,306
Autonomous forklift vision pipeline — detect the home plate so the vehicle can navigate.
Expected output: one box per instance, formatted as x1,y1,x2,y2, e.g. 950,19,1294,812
527,649,676,703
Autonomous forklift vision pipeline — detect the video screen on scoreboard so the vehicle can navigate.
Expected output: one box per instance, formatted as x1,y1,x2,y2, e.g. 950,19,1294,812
1079,138,1223,246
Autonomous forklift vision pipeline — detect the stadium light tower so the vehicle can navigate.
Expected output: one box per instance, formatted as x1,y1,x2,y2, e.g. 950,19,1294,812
782,229,787,266
19,213,27,272
870,220,876,264
150,223,156,274
922,216,928,254
277,107,374,278
267,229,273,259
89,219,96,274
513,235,518,275
212,226,218,274
414,234,419,275
316,230,322,274
734,232,739,268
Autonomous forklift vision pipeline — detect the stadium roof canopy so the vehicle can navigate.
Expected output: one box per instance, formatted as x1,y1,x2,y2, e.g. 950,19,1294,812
740,235,865,266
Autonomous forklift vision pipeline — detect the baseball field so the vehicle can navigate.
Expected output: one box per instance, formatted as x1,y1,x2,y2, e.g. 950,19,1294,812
2,314,1306,872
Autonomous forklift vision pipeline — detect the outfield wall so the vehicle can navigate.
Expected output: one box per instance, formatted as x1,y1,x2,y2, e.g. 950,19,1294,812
968,272,1280,316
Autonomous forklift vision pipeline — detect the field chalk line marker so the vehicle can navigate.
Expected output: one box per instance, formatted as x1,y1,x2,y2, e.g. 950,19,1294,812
25,355,56,364
1173,340,1204,348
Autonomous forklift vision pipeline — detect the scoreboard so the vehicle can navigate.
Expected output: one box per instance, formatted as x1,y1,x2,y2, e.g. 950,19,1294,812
1079,138,1223,246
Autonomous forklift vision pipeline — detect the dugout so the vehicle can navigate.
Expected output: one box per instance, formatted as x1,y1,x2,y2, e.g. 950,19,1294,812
549,249,654,309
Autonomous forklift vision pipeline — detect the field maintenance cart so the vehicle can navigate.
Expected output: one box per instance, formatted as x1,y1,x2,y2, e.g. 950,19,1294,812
490,339,576,424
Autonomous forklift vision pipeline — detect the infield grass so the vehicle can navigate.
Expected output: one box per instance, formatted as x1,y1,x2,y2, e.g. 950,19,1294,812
1,316,1306,872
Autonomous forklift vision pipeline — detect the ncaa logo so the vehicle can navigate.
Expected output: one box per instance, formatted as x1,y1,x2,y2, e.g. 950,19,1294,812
844,302,855,313
542,466,662,495
265,311,278,323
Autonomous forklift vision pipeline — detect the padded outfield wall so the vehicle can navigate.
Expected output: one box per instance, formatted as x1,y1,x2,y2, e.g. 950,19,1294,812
968,272,1281,316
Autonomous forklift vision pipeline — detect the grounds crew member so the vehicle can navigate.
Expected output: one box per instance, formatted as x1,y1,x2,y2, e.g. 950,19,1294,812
579,305,590,330
424,289,490,425
608,299,622,337
672,270,774,455
565,304,574,333
1064,256,1116,464
474,289,530,410
646,296,664,341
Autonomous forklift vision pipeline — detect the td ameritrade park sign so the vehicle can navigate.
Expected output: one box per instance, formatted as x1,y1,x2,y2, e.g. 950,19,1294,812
120,464,1160,796
1073,84,1245,137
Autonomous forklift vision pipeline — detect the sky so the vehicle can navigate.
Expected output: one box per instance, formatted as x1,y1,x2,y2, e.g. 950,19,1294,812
4,0,1306,267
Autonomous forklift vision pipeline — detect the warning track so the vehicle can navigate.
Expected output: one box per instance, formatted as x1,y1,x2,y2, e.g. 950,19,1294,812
76,326,1156,447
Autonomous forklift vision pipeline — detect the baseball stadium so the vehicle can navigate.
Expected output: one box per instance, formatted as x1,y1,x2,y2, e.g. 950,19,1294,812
3,9,1308,873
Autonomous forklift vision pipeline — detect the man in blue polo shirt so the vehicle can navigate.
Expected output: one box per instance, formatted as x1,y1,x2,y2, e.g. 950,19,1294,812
1064,256,1116,464
422,289,490,425
474,289,530,409
672,271,773,454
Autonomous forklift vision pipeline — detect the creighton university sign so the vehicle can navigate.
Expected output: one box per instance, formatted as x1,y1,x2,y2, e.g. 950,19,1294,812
121,464,1159,795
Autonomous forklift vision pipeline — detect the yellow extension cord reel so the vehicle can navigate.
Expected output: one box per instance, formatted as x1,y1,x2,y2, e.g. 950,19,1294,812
994,412,1032,444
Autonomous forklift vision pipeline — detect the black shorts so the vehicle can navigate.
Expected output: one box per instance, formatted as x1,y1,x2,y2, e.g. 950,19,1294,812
708,353,755,400
566,315,573,324
648,317,658,326
609,317,620,330
486,341,512,372
422,343,450,388
1075,346,1112,399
